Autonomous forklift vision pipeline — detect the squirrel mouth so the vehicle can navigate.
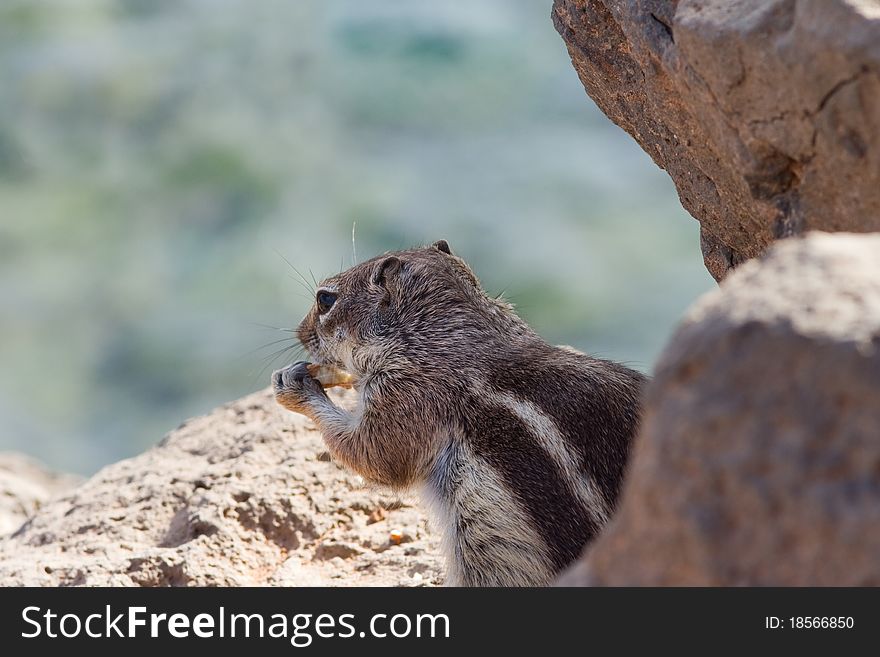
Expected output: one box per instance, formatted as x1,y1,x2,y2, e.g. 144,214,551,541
302,343,357,388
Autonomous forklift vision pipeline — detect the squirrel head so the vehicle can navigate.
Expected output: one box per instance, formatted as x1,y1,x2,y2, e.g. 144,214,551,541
296,240,517,378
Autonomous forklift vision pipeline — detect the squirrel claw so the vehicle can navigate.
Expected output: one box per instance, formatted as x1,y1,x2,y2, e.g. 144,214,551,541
273,362,326,414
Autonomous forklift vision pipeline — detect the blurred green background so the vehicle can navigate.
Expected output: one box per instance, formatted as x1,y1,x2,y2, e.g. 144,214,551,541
0,0,713,475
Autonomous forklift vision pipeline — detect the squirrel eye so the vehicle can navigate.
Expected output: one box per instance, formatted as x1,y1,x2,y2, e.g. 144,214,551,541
316,290,337,314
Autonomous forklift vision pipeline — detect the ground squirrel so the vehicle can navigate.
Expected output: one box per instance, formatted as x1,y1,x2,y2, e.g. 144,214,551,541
273,241,646,586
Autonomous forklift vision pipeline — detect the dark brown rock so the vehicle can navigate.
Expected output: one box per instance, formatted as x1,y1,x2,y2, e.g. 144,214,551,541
553,0,880,280
560,233,880,585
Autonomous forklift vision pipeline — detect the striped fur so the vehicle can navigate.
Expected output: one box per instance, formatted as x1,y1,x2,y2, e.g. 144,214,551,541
274,241,646,586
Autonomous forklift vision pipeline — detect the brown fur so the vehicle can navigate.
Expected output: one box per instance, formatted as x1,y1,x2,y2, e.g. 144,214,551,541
274,241,646,585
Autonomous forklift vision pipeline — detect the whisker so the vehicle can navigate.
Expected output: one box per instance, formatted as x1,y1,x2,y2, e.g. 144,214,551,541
236,337,297,362
252,344,306,382
273,249,316,295
287,284,316,301
249,322,296,333
286,273,315,297
268,341,306,361
256,344,297,367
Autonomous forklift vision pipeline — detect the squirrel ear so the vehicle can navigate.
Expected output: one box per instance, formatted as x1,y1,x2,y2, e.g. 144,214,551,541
372,256,402,287
432,239,452,255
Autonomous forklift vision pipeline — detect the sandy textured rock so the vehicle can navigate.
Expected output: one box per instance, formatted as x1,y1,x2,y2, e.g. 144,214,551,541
561,233,880,586
0,453,81,537
553,0,880,280
0,389,442,586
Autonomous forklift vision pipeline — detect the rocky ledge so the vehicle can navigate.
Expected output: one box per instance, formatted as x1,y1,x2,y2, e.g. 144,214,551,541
553,0,880,280
0,390,441,586
562,232,880,585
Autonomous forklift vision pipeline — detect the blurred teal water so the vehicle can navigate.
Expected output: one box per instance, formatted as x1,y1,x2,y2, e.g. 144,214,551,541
0,0,714,474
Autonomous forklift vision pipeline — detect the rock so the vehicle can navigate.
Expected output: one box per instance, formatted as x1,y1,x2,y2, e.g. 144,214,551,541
561,232,880,585
0,453,80,537
0,389,442,586
552,0,880,281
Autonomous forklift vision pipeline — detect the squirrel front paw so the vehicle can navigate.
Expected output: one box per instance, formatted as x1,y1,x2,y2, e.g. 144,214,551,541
273,361,327,415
